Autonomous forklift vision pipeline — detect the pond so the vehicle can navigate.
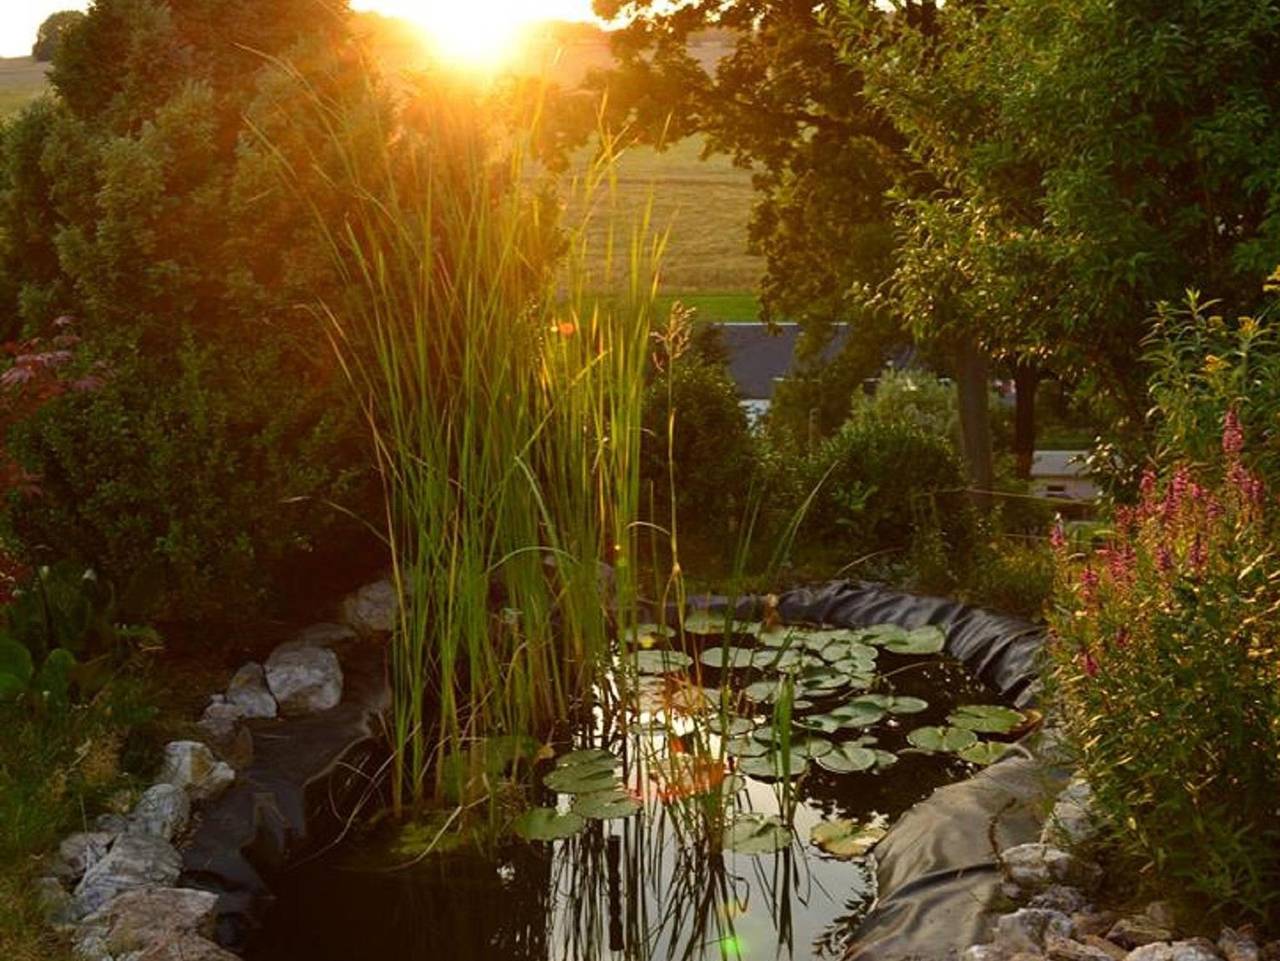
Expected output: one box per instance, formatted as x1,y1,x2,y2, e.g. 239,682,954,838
248,616,1029,961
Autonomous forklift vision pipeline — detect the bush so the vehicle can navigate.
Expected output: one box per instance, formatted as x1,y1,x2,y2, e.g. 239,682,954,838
1048,426,1280,924
641,354,754,549
847,366,960,443
965,539,1055,620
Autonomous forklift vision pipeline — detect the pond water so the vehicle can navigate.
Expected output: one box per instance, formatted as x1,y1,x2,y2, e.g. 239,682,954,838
248,619,1023,961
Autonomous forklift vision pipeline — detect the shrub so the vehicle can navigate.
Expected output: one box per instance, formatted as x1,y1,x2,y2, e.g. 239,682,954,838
804,415,975,566
847,366,960,443
1048,420,1280,924
641,353,754,549
965,540,1055,620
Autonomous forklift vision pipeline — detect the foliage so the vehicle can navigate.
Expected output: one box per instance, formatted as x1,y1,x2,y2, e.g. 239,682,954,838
0,0,379,617
1048,425,1280,924
847,367,959,445
641,346,753,549
963,539,1055,621
31,11,85,63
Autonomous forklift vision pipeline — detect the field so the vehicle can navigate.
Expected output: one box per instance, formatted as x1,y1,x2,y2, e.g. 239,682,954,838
0,57,49,117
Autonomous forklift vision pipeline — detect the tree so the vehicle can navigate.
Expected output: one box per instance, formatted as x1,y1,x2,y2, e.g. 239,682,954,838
31,10,85,62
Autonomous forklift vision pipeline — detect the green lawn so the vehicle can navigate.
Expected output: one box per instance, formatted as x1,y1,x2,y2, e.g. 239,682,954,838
656,291,761,323
0,57,49,118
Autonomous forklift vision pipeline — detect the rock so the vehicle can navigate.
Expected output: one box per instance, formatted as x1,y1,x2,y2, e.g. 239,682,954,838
74,885,219,959
1084,936,1130,961
1125,941,1222,961
129,784,190,842
35,876,73,926
340,579,398,635
264,642,343,715
158,741,235,801
1046,934,1117,961
1029,886,1091,914
965,946,1012,961
1041,780,1100,848
1002,844,1103,894
71,833,182,918
995,909,1076,953
1219,929,1260,961
198,701,253,769
54,832,114,884
1145,902,1179,932
1109,917,1176,950
1074,913,1121,937
224,662,276,719
130,934,243,961
94,814,130,834
293,622,358,647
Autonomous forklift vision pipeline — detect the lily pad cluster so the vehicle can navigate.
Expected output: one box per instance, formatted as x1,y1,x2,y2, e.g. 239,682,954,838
517,749,643,841
904,704,1026,765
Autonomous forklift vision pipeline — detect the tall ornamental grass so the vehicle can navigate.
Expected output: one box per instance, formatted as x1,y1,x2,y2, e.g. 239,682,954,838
264,69,656,816
1048,411,1280,924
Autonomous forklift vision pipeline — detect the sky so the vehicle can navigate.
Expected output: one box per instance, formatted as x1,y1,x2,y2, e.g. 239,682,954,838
1,1,599,59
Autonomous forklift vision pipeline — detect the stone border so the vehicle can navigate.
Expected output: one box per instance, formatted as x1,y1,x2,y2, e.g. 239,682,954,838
36,579,396,961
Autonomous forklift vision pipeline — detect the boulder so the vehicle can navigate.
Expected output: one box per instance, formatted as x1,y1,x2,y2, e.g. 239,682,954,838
1047,934,1119,961
53,831,114,884
1084,936,1130,961
1109,917,1176,950
71,833,182,918
1219,929,1261,961
157,742,235,802
35,875,73,926
1041,780,1100,848
197,701,253,769
964,946,1012,961
995,909,1076,953
1002,844,1103,894
340,579,398,635
1125,942,1222,961
293,622,357,647
94,814,130,834
73,886,222,960
264,642,343,715
224,662,276,720
129,784,190,842
1029,886,1091,914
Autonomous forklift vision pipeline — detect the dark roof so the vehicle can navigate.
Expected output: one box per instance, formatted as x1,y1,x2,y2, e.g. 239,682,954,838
712,323,851,399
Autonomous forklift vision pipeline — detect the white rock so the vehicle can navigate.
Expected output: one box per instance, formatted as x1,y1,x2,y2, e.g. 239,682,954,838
55,832,115,884
1028,885,1090,914
1042,780,1100,848
1219,929,1260,961
1046,933,1118,961
1126,942,1222,961
157,741,235,801
71,833,182,918
224,662,276,719
1002,843,1103,893
264,642,343,715
994,908,1076,953
73,885,218,958
964,945,1012,961
94,813,130,834
129,784,190,842
340,579,398,635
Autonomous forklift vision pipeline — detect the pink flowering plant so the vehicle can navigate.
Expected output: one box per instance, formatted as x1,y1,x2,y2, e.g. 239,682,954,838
1048,412,1280,924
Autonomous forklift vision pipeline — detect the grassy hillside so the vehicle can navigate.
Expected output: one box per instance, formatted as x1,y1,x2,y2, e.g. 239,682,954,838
0,57,49,117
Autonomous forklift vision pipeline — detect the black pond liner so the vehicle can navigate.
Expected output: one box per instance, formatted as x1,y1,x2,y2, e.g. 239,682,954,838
182,581,1056,959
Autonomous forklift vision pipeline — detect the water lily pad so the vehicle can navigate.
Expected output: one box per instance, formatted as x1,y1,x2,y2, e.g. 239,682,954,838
681,610,732,635
725,814,791,854
797,666,847,692
752,647,806,671
726,736,770,758
790,735,835,759
628,649,694,675
707,715,754,737
886,696,928,714
792,714,841,734
699,647,756,670
958,741,1012,766
544,763,622,794
906,726,978,753
830,701,886,728
881,625,945,656
873,749,898,769
738,752,809,780
809,815,888,859
745,679,784,703
755,627,801,649
513,807,586,841
861,624,909,646
572,788,642,820
947,704,1025,734
620,623,673,645
819,640,879,667
815,743,878,773
556,748,619,769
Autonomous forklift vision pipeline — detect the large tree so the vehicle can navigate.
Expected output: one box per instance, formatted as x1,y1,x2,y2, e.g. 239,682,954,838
31,10,86,62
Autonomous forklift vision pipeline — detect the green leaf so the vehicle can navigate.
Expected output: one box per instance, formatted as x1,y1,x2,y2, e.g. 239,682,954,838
725,736,770,758
881,625,946,656
815,743,878,773
792,713,841,734
706,715,753,737
745,679,783,703
628,649,693,675
725,814,791,854
861,624,909,646
751,647,807,671
545,750,621,793
698,646,756,669
790,735,834,759
0,638,34,685
0,673,27,702
738,752,808,780
873,749,898,769
513,807,586,841
830,700,886,728
809,815,888,859
620,623,673,645
681,610,732,635
556,748,619,769
907,726,978,753
572,788,642,820
958,741,1012,766
947,704,1025,734
37,649,77,707
886,696,928,714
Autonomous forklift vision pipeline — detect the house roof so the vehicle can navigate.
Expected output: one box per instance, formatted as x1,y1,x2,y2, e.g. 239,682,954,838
712,322,851,399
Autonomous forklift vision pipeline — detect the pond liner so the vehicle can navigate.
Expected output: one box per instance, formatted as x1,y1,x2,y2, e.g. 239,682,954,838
688,580,1059,961
179,646,389,950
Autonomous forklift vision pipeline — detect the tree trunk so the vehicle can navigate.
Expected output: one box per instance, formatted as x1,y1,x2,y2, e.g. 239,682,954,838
956,336,994,511
1013,362,1040,480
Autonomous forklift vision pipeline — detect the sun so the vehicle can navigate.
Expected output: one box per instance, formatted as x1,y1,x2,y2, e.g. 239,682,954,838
361,0,597,70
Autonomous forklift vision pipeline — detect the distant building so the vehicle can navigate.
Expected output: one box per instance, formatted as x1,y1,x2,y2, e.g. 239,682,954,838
712,322,851,406
1029,451,1097,502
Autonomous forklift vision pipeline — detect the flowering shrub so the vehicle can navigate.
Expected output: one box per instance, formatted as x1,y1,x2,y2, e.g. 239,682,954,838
1048,413,1280,924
